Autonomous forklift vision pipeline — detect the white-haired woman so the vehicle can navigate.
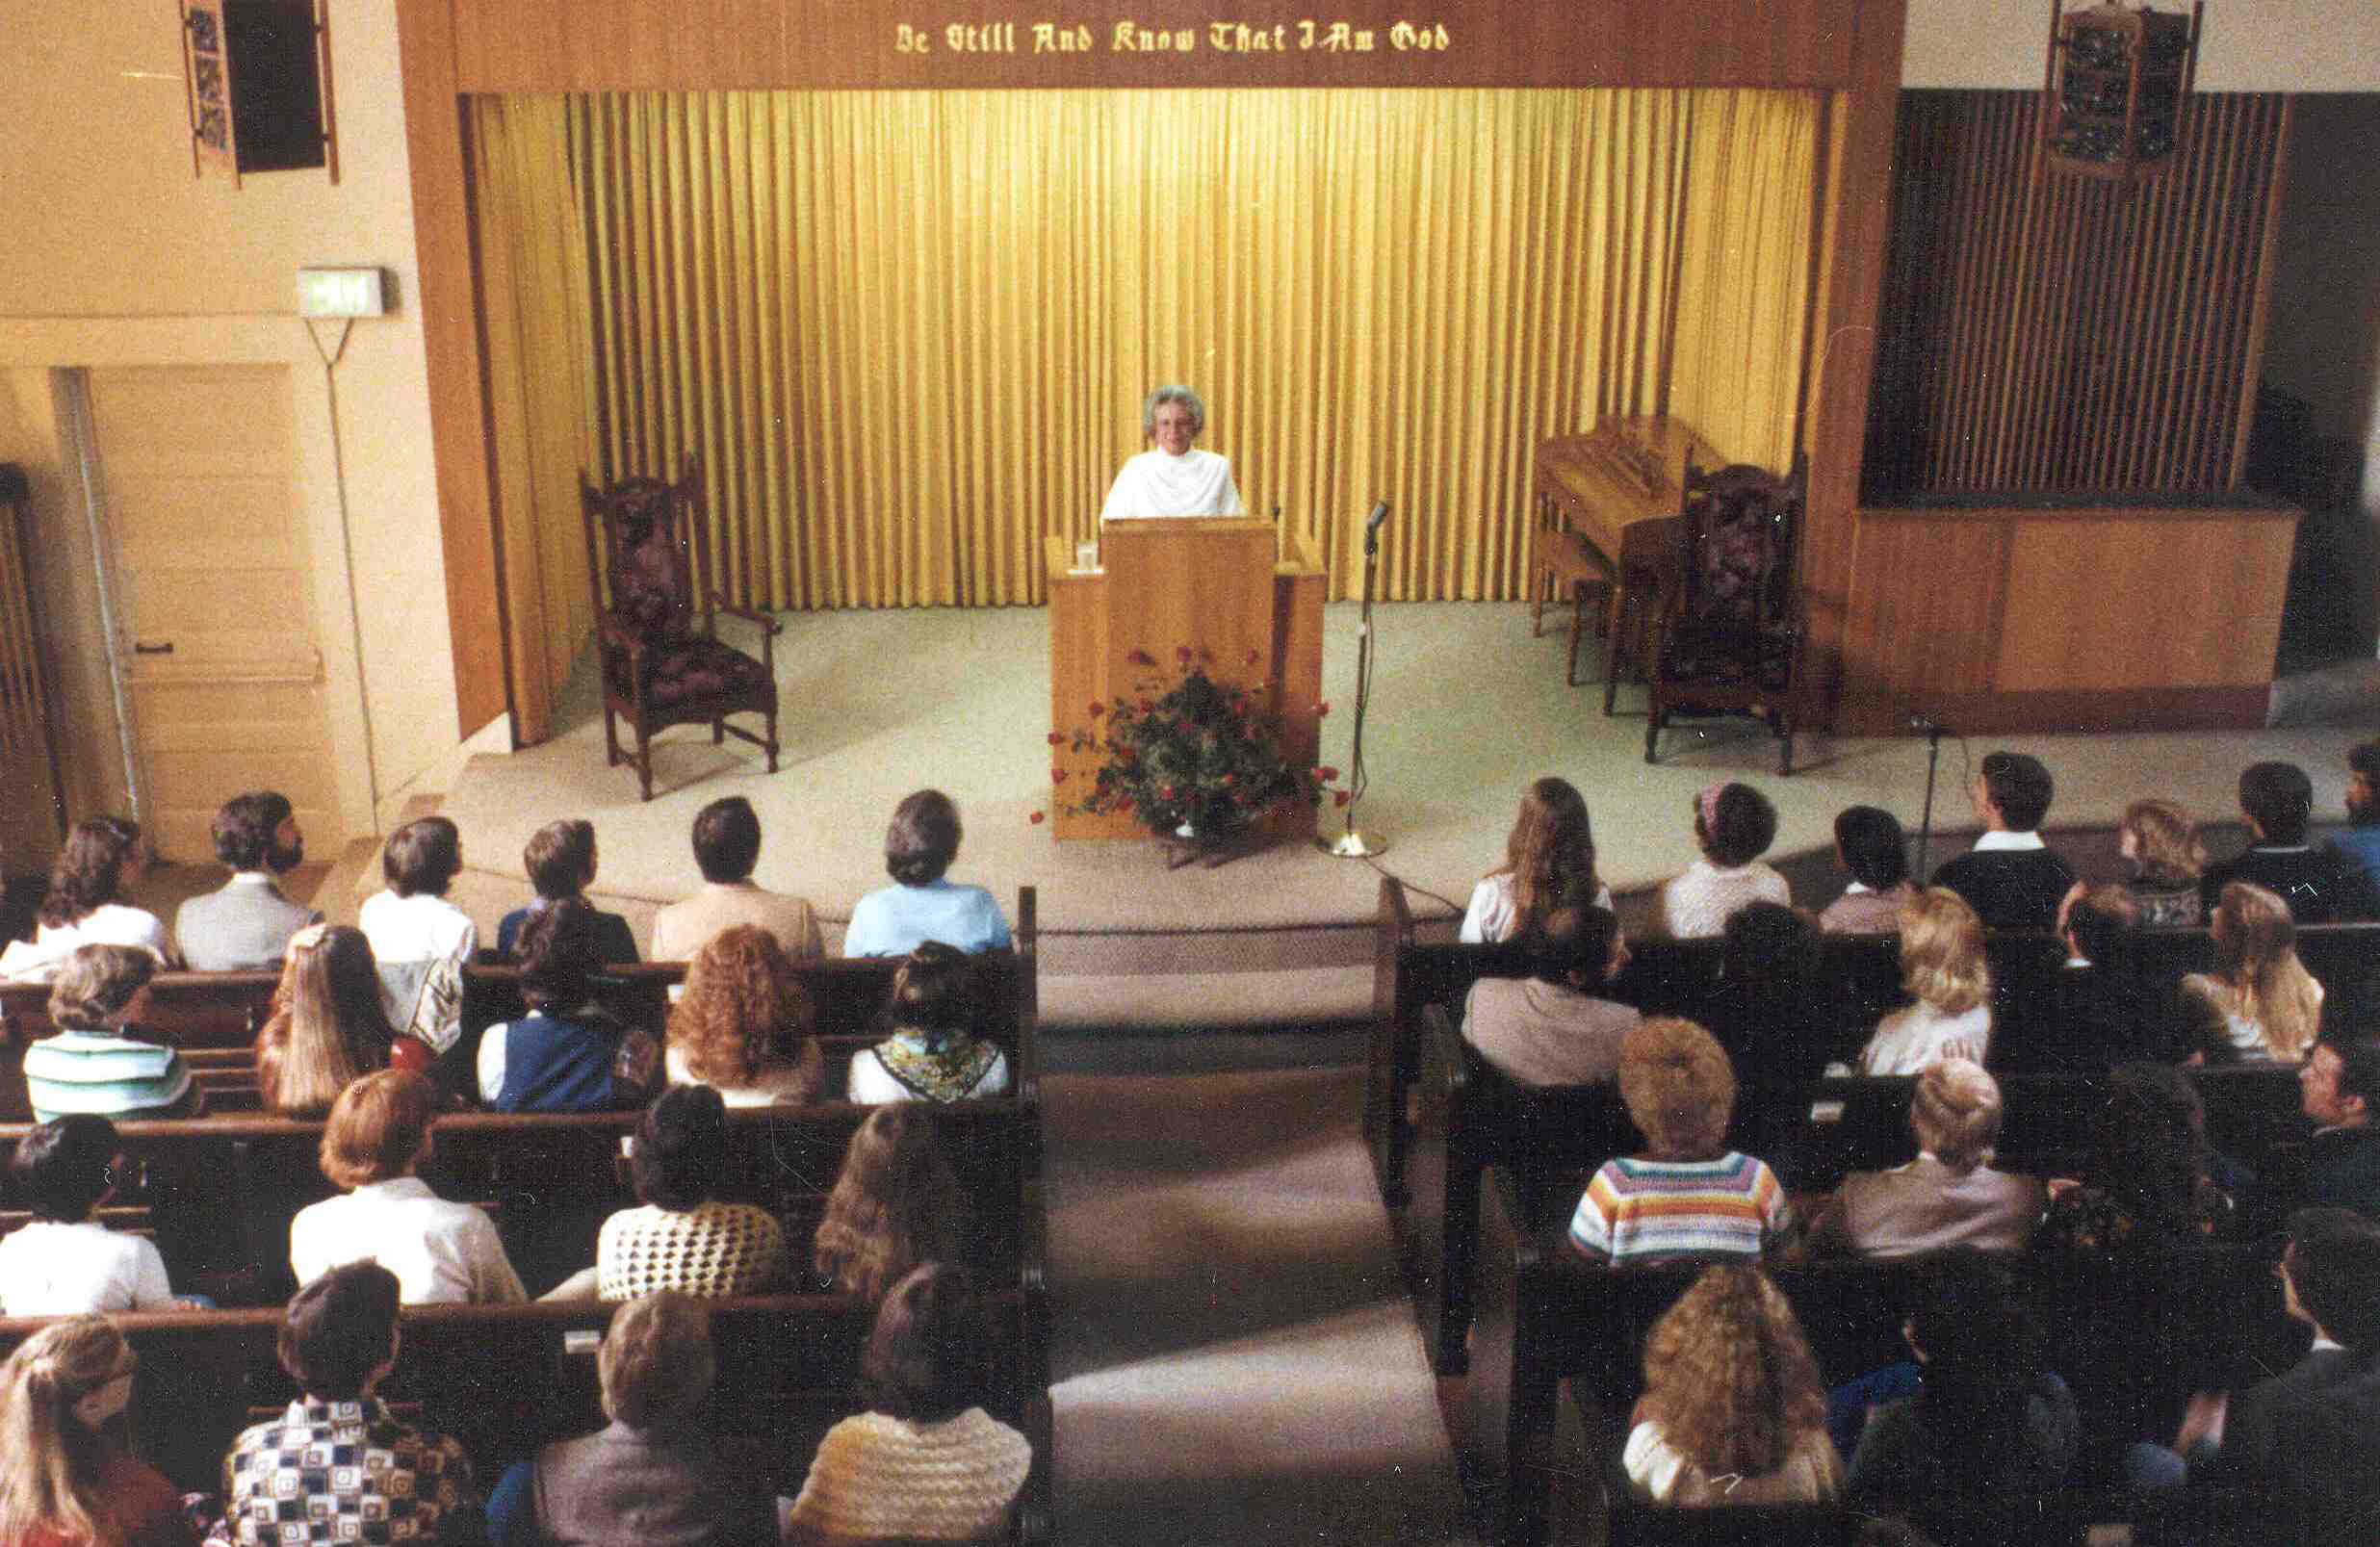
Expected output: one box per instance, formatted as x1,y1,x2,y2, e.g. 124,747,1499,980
1099,384,1245,520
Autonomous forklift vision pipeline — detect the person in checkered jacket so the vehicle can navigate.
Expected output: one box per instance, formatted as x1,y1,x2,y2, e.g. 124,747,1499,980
221,1263,486,1546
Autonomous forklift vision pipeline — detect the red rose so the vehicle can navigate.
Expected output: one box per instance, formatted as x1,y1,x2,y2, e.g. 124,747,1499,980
1118,797,1134,814
1028,811,1046,824
1139,698,1155,712
1333,789,1352,807
1246,648,1262,665
1314,701,1332,716
1128,649,1156,666
1221,773,1236,786
1160,786,1175,800
1089,702,1104,717
1047,732,1064,745
1319,765,1340,781
1176,645,1193,662
1051,768,1068,784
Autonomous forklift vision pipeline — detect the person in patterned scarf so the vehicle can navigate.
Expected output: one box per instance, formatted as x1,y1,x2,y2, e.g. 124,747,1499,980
846,943,1010,1105
222,1262,484,1545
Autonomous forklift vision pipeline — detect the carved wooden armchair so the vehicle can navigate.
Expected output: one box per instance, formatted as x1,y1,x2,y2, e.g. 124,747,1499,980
580,453,781,801
1643,457,1806,774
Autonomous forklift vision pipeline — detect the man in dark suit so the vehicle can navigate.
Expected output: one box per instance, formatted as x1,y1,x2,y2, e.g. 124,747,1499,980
2302,1032,2380,1221
1928,751,2076,933
2188,1206,2380,1541
2200,761,2380,923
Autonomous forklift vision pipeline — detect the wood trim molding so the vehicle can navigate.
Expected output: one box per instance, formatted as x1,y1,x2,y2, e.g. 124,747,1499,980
1842,685,2271,737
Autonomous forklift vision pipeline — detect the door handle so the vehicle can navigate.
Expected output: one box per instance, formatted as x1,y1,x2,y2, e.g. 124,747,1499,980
132,641,175,655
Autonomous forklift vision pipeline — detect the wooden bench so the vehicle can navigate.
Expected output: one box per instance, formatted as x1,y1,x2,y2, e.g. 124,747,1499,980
0,1292,1056,1544
1459,1162,2307,1547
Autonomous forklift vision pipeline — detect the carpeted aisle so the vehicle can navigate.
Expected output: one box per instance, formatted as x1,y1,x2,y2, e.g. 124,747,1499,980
1043,1039,1486,1545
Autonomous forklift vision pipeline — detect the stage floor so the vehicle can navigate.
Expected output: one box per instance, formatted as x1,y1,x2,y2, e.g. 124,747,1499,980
428,602,2366,960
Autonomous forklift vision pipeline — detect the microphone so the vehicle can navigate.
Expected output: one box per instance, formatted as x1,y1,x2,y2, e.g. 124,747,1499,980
1909,714,1953,737
1365,500,1390,534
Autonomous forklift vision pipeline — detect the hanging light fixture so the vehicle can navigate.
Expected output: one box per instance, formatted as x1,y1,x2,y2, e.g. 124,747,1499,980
2039,0,2204,182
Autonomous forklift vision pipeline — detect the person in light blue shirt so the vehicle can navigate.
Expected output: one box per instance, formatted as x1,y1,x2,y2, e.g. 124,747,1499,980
843,789,1012,958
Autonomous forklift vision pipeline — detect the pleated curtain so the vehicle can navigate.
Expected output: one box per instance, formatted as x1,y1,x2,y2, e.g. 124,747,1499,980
473,88,1821,724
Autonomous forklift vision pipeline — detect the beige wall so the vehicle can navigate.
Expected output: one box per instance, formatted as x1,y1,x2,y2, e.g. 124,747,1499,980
1905,0,2380,92
0,0,463,872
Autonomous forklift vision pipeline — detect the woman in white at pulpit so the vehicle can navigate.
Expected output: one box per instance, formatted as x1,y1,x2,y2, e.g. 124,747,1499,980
1099,384,1246,520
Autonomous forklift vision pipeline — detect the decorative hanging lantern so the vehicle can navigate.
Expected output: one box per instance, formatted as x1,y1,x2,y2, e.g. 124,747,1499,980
2039,0,2203,182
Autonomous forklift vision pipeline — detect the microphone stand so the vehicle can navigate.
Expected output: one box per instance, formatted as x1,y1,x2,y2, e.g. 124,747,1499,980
1913,717,1946,880
1322,503,1389,859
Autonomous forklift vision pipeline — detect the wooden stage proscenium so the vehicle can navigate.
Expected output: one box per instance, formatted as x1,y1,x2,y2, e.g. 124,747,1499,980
1046,519,1326,841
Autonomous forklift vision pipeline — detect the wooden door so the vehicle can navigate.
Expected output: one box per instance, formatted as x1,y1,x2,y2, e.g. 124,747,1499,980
84,366,344,863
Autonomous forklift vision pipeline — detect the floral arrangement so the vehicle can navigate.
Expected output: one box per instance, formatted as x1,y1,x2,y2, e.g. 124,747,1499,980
1042,646,1337,838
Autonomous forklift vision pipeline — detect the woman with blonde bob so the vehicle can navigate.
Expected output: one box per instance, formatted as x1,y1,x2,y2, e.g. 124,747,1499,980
814,1105,970,1303
1803,1058,2045,1257
664,924,825,1106
0,1316,194,1547
1858,889,1992,1074
1568,1018,1791,1266
2181,881,2323,1063
2120,798,2207,927
1623,1264,1844,1507
1460,776,1612,943
254,925,421,1119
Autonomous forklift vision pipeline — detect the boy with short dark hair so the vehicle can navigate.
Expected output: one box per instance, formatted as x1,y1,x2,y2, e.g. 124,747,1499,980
1927,751,2077,933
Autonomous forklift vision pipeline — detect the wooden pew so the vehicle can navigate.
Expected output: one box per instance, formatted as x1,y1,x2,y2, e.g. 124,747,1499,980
0,1292,1057,1545
1460,1162,2307,1547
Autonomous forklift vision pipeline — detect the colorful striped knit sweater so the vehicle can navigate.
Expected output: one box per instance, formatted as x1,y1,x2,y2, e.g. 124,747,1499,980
1566,1151,1791,1264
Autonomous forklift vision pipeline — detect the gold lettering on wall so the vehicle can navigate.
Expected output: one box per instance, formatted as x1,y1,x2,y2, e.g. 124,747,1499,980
892,18,1447,59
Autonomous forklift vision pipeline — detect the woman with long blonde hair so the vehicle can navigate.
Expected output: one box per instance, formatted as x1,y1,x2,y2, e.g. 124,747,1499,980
1461,777,1610,944
2183,881,2323,1063
813,1105,970,1303
1858,888,1993,1074
664,924,824,1106
2119,798,2207,927
0,1316,194,1547
255,925,414,1118
1623,1264,1842,1507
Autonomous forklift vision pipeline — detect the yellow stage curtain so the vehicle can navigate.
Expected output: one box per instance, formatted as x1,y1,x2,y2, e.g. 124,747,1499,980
474,88,1819,623
473,94,603,737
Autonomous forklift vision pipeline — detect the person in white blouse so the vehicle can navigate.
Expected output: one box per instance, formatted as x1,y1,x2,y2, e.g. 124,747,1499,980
1098,384,1245,521
0,816,171,982
1656,783,1792,940
1461,777,1615,943
290,1070,527,1305
1858,888,1994,1075
0,1115,185,1315
357,815,478,1058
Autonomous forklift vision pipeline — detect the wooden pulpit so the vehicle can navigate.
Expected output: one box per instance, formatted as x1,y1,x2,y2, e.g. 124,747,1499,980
1046,519,1327,840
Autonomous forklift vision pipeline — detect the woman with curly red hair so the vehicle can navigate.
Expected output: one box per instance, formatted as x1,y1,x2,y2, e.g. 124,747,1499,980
1623,1264,1843,1507
664,925,824,1106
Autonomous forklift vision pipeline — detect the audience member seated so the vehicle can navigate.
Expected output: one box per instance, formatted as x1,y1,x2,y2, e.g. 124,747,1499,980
290,1070,528,1304
1856,889,1991,1075
0,1316,195,1547
590,1085,789,1302
849,943,1010,1105
1654,783,1789,940
2300,1032,2380,1221
2119,797,2207,928
2179,881,2322,1065
663,924,825,1106
0,1117,183,1315
2030,883,2147,1072
784,1263,1032,1547
2331,737,2380,899
2186,1206,2380,1530
1820,805,1916,935
255,924,420,1119
1460,904,1636,1088
173,790,320,971
1803,1060,2043,1258
358,815,477,1060
1620,1264,1844,1508
1848,1257,2077,1545
477,901,660,1115
24,946,199,1124
1700,902,1828,1150
1567,1018,1792,1266
1928,751,2076,933
495,818,639,964
2040,1062,2238,1251
650,795,824,964
1459,776,1613,943
2200,760,2380,923
222,1263,484,1547
844,789,1012,959
0,817,170,982
487,1292,777,1547
815,1106,971,1303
